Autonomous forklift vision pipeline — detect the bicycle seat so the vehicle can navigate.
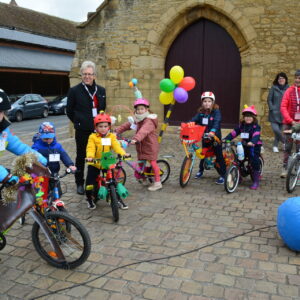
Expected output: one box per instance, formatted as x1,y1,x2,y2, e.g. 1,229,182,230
0,188,35,231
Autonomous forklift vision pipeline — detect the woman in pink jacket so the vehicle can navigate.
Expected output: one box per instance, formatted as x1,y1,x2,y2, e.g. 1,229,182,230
116,98,161,191
280,69,300,177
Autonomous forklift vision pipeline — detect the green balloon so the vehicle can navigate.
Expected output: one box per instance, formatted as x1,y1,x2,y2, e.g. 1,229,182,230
160,78,176,93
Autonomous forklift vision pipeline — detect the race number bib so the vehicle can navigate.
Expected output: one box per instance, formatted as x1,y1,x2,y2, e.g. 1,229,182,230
202,118,208,125
130,124,137,130
92,108,98,117
49,154,60,162
0,140,5,151
101,138,111,146
241,132,249,139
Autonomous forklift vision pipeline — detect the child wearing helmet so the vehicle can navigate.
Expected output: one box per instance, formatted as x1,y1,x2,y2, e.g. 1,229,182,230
115,98,162,191
0,89,47,186
191,91,226,184
224,105,263,190
85,112,130,209
32,122,76,196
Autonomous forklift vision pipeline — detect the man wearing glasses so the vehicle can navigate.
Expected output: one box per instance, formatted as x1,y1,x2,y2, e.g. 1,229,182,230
67,60,106,195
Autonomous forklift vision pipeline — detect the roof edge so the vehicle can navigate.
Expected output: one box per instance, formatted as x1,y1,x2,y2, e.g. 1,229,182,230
77,0,109,28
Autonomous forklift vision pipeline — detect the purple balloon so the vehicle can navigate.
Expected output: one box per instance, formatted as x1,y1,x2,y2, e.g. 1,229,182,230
174,87,188,103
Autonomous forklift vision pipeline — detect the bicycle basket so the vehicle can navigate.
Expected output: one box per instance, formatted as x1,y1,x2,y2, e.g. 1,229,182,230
180,123,205,144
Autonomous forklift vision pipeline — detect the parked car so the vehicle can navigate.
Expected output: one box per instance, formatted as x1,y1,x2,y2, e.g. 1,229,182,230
7,94,49,122
48,96,67,115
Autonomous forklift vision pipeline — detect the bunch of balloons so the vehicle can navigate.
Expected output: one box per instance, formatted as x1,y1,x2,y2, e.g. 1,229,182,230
159,66,196,105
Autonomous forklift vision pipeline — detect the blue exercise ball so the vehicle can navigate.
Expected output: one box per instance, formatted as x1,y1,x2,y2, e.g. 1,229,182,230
277,197,300,251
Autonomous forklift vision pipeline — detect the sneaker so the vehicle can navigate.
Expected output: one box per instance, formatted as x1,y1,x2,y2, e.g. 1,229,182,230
280,168,287,178
148,181,163,191
194,171,204,179
215,176,225,184
87,198,96,210
273,146,279,153
118,200,128,210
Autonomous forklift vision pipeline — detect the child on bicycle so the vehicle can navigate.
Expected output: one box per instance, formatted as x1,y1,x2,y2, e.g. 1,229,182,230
224,105,262,190
85,112,130,209
0,89,47,184
190,91,226,184
32,122,76,196
115,98,162,191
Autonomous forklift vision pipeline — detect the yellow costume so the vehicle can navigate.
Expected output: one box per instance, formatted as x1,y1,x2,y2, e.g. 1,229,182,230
86,132,126,169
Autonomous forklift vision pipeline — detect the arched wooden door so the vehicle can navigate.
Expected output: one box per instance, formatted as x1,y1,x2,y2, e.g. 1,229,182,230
165,18,241,127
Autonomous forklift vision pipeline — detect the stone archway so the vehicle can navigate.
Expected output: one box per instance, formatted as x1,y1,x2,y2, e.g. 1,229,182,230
147,2,260,121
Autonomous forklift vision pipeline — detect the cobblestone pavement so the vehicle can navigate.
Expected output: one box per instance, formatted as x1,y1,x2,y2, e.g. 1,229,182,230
0,127,299,300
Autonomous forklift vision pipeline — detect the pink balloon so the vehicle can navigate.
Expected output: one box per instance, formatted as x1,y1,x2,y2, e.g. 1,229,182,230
174,87,188,103
178,76,196,91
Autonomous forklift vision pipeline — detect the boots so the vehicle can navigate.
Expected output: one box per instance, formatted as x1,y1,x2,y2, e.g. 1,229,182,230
86,189,96,210
250,171,260,190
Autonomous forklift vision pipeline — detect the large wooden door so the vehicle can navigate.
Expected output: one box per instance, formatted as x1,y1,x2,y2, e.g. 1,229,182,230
165,18,241,127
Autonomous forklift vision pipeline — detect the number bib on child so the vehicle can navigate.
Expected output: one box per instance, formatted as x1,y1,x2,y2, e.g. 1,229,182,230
49,153,60,162
101,138,111,146
241,132,249,139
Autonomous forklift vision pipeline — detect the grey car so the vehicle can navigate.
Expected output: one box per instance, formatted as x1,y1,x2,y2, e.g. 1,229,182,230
7,94,49,122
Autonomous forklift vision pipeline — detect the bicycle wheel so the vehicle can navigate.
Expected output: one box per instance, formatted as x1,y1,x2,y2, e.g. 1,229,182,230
109,185,119,222
32,211,91,269
286,155,300,193
179,154,194,188
114,166,126,185
225,165,239,193
250,155,264,181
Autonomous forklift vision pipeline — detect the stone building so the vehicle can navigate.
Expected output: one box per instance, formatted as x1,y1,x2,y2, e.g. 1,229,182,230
71,0,300,135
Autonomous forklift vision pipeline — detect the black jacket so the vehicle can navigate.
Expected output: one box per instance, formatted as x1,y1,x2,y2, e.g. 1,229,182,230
67,82,106,132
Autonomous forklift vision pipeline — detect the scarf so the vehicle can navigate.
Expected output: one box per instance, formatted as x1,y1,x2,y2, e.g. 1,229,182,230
134,111,150,122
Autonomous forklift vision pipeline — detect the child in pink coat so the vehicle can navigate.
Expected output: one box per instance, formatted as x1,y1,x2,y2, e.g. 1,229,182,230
116,98,161,191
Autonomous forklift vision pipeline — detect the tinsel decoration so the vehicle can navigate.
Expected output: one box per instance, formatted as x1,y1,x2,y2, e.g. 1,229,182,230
1,153,45,205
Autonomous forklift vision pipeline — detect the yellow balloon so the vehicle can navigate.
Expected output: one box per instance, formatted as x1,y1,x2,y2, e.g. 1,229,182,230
159,91,174,105
169,66,184,84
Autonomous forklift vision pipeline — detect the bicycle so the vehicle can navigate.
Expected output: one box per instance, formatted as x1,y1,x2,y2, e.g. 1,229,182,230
0,157,91,269
286,130,300,193
224,142,264,193
179,123,234,187
19,168,74,225
87,152,130,222
115,138,171,186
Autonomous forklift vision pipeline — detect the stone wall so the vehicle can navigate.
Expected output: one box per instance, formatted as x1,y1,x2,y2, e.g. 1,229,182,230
70,0,300,137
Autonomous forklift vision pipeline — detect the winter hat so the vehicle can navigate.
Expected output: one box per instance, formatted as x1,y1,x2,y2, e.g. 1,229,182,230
39,122,55,138
0,89,11,111
295,70,300,77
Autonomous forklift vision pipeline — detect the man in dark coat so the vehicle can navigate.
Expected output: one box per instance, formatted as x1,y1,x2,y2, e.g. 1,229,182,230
67,61,106,194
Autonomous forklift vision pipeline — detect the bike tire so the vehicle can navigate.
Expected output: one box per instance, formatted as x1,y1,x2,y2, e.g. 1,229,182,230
148,159,170,184
250,155,264,181
179,154,194,188
114,166,126,185
31,211,91,269
225,165,240,193
286,155,300,193
109,185,119,222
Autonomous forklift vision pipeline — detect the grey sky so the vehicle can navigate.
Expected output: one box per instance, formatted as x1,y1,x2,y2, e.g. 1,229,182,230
0,0,104,22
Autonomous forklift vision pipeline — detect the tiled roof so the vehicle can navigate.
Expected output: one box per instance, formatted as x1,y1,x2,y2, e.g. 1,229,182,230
0,27,76,51
0,45,73,72
0,2,77,41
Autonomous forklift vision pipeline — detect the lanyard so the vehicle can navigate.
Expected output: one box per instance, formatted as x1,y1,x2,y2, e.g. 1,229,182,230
295,86,300,112
83,83,98,108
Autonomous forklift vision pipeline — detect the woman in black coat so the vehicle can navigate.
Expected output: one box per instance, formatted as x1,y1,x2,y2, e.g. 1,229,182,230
267,72,289,153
